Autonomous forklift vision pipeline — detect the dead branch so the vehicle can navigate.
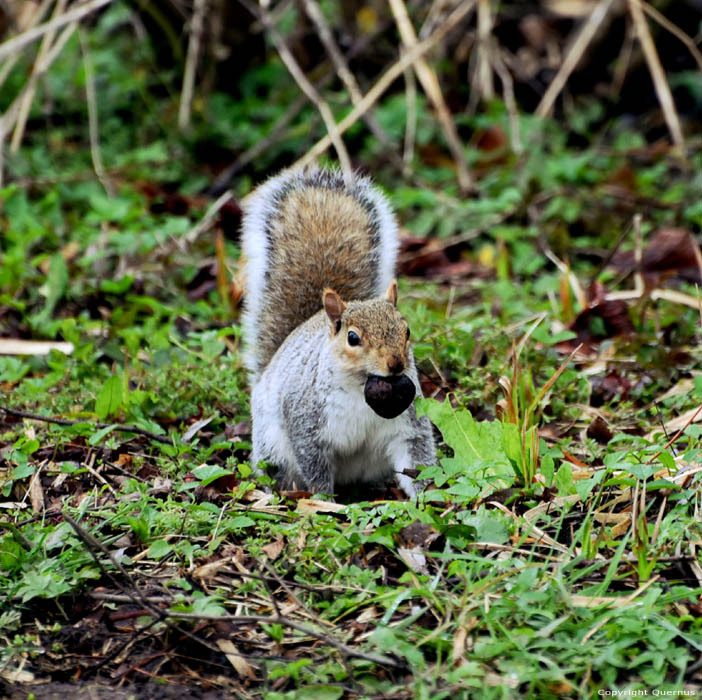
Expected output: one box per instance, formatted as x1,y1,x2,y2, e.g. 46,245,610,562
628,0,685,152
388,0,474,193
0,0,113,62
238,0,351,172
293,0,476,171
178,0,207,131
536,0,617,118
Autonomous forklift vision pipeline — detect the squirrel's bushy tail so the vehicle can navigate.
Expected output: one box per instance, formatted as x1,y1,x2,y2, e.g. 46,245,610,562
241,167,399,380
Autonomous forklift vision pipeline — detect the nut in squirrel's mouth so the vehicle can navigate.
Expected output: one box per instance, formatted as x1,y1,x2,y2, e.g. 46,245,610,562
364,374,415,419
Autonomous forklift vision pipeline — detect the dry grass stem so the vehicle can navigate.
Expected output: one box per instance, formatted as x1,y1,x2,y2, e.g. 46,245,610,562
492,49,523,154
239,0,351,173
1,19,79,137
402,48,418,173
10,0,68,154
300,0,401,168
0,0,113,62
628,0,685,151
0,0,53,91
178,0,207,131
476,0,494,101
79,28,112,196
536,0,617,118
641,1,702,72
388,0,474,193
293,0,476,170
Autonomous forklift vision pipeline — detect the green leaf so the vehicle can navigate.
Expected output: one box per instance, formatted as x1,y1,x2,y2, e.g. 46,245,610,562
95,374,123,420
192,464,234,486
416,398,513,487
148,539,173,559
37,253,68,320
88,423,118,445
554,462,575,496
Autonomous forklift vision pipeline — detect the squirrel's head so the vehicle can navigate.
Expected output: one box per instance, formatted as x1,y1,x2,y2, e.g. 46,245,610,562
323,281,411,380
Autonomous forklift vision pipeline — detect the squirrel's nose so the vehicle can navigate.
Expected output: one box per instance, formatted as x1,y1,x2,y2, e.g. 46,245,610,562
387,356,405,375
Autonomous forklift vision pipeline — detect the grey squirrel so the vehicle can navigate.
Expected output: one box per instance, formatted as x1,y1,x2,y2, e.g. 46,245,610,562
240,167,435,497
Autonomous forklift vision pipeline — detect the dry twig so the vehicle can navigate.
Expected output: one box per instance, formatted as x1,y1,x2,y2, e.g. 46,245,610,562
388,0,474,193
0,406,171,444
628,0,685,152
0,0,53,91
178,0,207,130
293,0,476,171
536,0,617,118
239,0,351,172
10,0,67,153
0,0,113,62
300,0,402,169
79,27,113,195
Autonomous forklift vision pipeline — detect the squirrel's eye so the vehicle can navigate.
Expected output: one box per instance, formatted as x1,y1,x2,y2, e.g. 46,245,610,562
406,327,411,340
347,330,361,347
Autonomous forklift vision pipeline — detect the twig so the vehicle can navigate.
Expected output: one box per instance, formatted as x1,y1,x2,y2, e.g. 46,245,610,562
0,0,113,62
206,23,388,195
647,403,702,464
178,0,207,131
62,512,226,672
491,48,522,155
641,1,702,72
79,28,113,196
0,0,53,91
402,49,417,174
536,0,617,118
0,20,79,137
611,16,636,96
0,406,171,444
476,0,494,101
182,190,233,246
239,0,351,173
164,611,401,667
628,0,685,152
10,0,67,154
300,0,403,170
293,0,476,172
388,0,474,193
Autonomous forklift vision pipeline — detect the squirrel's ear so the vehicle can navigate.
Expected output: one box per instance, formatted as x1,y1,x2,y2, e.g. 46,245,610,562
323,289,346,331
385,280,398,307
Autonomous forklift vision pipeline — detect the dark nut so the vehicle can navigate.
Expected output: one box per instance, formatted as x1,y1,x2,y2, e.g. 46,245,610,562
364,374,415,419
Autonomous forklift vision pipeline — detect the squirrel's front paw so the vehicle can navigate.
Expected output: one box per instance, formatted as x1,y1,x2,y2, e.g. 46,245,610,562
394,470,419,499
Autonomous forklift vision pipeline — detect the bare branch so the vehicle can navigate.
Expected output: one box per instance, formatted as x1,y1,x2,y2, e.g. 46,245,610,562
293,0,476,172
0,0,114,62
388,0,474,193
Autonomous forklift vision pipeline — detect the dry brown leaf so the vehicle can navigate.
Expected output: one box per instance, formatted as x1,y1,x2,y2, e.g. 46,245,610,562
452,625,467,664
216,639,257,679
261,538,284,560
192,559,232,583
29,470,45,512
296,498,346,514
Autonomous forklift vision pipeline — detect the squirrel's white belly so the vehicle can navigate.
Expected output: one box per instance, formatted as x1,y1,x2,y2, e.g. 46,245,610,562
322,382,407,484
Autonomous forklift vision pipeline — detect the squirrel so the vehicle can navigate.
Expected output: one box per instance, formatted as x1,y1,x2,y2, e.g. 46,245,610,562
240,167,435,497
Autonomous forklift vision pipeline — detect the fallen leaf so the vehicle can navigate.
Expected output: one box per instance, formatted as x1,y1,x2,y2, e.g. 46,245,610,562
398,545,428,574
261,538,284,560
216,639,257,679
296,498,346,514
586,416,613,445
